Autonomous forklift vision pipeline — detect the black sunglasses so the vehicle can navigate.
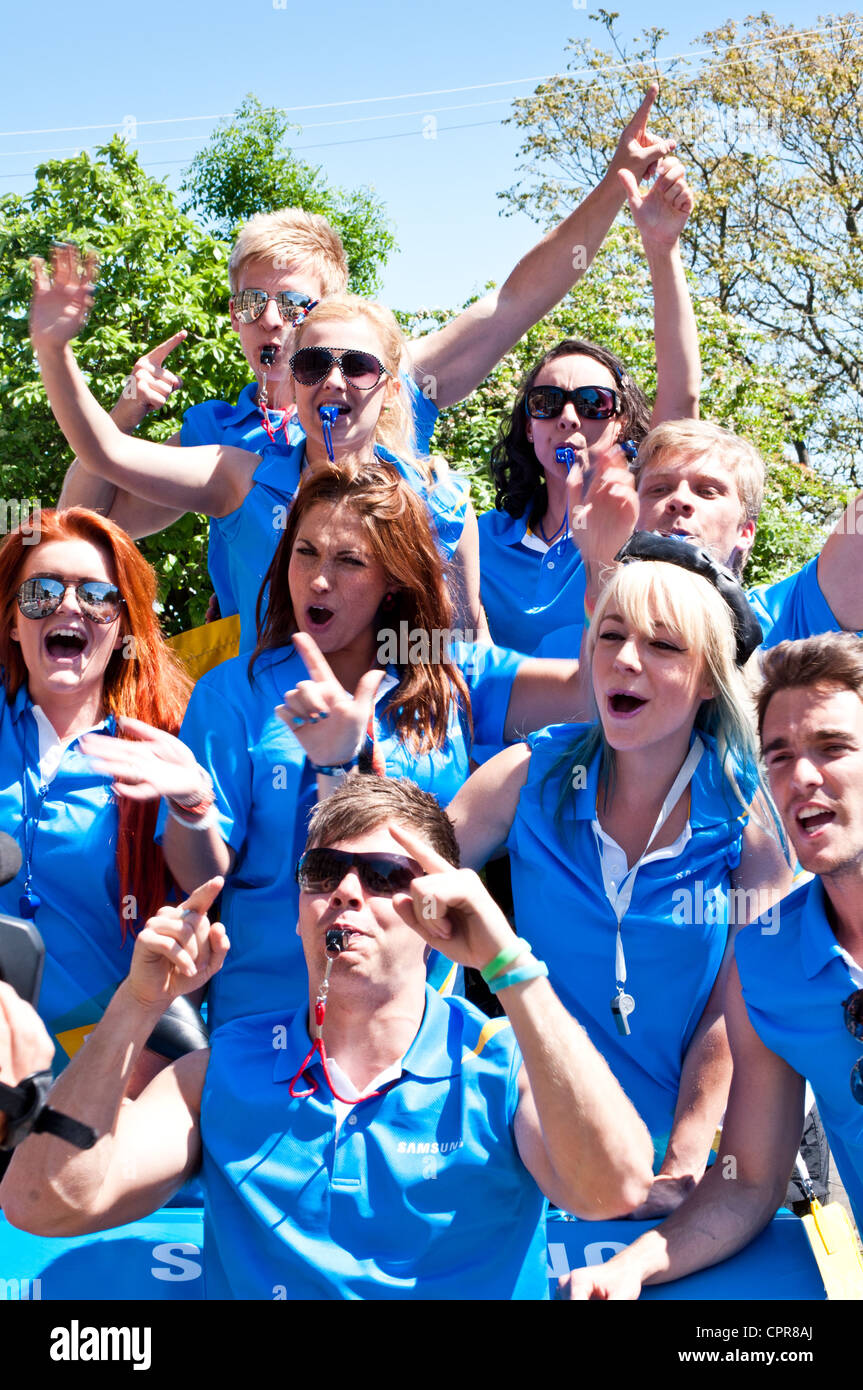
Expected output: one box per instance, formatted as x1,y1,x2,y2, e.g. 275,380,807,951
843,990,863,1105
296,848,419,896
16,576,124,624
525,385,620,421
232,289,317,325
289,346,390,390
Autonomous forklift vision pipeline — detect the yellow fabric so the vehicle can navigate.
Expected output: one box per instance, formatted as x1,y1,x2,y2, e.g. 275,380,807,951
801,1198,863,1299
462,1016,511,1063
168,613,241,682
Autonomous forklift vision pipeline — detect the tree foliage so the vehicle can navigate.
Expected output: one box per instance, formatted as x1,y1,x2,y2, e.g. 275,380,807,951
181,96,396,296
500,11,863,482
0,138,243,630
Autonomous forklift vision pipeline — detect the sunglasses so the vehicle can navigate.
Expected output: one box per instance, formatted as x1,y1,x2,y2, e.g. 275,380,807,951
289,347,390,390
232,289,317,325
843,990,863,1105
16,576,124,624
296,848,419,896
525,385,620,421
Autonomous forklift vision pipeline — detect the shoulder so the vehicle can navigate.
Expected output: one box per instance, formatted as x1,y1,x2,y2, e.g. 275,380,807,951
439,994,518,1072
736,878,809,972
477,508,522,541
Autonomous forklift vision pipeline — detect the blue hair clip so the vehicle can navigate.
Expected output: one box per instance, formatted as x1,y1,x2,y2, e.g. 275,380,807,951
319,405,339,462
555,446,576,472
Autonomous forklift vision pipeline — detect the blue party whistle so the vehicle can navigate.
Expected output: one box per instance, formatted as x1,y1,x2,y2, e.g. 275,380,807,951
319,405,339,462
555,446,576,471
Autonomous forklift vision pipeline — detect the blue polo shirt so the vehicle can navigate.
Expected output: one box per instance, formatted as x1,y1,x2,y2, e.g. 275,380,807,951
477,510,586,654
182,376,442,649
736,878,863,1230
165,639,523,1032
200,986,547,1299
506,724,748,1149
0,686,133,1070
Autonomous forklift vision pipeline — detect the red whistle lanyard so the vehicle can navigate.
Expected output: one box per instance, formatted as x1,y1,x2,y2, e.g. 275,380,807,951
288,955,394,1106
257,377,292,448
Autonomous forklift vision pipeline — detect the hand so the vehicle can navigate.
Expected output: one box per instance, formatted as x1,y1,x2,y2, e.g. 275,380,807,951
0,983,54,1087
388,823,515,972
607,84,676,187
80,716,208,803
567,444,638,568
625,1172,696,1220
111,330,187,433
126,877,228,1012
275,632,384,769
30,243,98,353
558,1255,644,1301
620,156,694,251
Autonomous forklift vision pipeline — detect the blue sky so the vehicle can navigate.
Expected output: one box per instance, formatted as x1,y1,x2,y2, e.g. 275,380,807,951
3,1,827,311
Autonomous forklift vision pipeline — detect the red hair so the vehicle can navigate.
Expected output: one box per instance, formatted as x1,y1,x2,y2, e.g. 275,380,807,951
0,509,192,936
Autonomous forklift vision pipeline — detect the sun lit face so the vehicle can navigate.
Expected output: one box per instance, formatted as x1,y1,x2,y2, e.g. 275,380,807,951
289,313,400,467
526,353,623,485
288,501,392,663
591,603,714,759
636,451,755,571
11,538,124,711
229,256,326,386
762,682,863,880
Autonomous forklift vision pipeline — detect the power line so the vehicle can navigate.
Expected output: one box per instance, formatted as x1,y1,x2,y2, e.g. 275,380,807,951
0,17,853,146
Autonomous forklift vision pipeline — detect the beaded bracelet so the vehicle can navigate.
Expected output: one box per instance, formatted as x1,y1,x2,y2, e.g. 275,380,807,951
480,937,532,984
487,958,549,995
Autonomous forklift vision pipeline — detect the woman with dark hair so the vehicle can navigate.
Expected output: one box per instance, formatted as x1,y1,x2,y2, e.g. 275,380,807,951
0,508,190,1075
477,156,700,653
84,462,582,1033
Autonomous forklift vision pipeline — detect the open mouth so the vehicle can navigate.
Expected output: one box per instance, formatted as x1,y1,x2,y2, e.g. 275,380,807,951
307,606,334,627
44,629,88,661
796,807,835,834
608,692,647,715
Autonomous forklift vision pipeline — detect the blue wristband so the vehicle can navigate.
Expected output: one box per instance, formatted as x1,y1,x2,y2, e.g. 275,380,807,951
487,958,549,995
309,755,360,776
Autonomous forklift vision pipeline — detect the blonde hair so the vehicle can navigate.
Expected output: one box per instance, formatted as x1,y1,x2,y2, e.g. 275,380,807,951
293,295,433,482
634,420,766,525
229,209,349,297
587,560,759,784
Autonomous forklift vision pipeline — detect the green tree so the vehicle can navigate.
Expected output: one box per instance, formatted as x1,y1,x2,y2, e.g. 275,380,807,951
182,95,396,295
400,220,848,587
500,11,863,483
0,138,242,630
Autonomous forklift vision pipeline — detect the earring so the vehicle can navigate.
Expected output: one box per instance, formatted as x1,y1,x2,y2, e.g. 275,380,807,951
381,592,397,611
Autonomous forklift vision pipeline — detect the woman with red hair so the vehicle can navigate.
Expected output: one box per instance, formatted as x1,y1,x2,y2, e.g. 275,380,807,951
0,508,190,1077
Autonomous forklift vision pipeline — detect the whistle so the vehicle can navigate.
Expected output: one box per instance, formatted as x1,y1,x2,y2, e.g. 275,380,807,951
260,345,277,367
326,927,352,957
555,446,576,472
319,405,339,462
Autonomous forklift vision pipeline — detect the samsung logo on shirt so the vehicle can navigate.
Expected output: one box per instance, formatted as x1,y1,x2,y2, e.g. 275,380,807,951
397,1140,464,1155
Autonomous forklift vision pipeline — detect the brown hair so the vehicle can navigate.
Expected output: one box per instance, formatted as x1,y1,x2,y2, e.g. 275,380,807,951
0,509,192,936
229,208,349,297
305,772,460,865
250,462,471,754
757,632,863,740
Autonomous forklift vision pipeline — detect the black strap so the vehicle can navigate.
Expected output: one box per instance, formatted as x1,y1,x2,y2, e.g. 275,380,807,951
0,1071,96,1151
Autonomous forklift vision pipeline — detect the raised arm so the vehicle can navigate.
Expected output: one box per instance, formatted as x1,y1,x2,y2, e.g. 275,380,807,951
815,490,863,631
31,246,254,520
408,87,675,409
0,880,226,1236
390,826,654,1218
449,742,532,868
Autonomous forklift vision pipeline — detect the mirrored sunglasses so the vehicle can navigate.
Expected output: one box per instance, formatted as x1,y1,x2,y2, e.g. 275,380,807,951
525,384,620,420
16,576,124,624
289,346,390,390
296,848,419,896
233,289,317,325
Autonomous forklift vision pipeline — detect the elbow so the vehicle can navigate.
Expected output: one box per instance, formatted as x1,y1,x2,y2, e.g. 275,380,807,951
1,1157,96,1238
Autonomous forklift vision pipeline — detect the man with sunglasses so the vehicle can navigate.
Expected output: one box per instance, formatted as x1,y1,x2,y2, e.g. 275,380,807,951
56,93,680,558
558,631,863,1300
2,776,654,1300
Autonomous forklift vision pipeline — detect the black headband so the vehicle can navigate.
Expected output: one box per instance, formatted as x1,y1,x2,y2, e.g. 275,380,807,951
614,531,763,666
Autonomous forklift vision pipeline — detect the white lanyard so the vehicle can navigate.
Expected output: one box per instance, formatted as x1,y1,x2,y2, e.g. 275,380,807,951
593,738,704,1032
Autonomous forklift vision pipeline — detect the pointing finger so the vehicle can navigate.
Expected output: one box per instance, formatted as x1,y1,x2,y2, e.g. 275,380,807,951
292,631,339,685
146,329,188,366
388,822,456,877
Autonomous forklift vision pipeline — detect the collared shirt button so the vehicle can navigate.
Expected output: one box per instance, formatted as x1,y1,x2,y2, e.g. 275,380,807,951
547,561,555,570
347,1114,358,1126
